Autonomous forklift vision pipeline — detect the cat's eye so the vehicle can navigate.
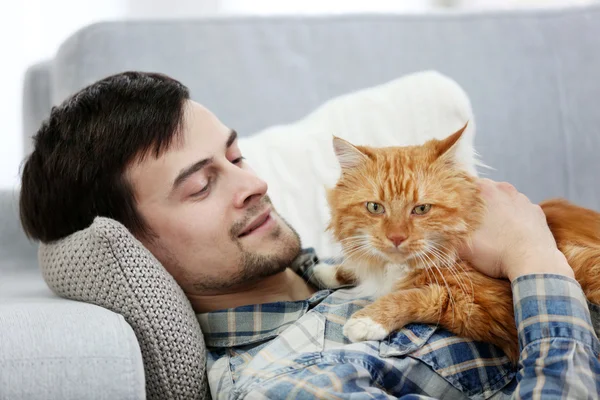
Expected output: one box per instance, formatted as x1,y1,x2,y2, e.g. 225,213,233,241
412,204,432,215
366,202,385,214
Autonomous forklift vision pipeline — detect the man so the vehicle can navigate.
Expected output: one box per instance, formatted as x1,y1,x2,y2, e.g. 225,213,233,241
20,71,599,399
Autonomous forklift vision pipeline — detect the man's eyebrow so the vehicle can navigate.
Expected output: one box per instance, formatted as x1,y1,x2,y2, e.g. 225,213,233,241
172,158,213,192
171,130,238,193
226,129,238,148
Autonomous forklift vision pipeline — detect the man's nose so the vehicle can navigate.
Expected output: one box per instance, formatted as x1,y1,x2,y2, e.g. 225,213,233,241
232,168,268,209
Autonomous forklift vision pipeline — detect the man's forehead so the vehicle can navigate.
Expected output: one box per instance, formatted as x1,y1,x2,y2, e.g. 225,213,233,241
126,101,231,198
183,100,231,143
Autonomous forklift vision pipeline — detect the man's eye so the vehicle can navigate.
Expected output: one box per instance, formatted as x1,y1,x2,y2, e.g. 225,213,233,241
190,182,210,197
232,156,245,165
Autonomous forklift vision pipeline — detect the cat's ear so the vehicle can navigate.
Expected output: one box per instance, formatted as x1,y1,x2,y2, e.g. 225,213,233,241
435,121,469,161
332,136,368,169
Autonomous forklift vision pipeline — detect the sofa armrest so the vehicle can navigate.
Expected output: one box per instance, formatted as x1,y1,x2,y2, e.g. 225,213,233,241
0,300,145,400
22,60,52,157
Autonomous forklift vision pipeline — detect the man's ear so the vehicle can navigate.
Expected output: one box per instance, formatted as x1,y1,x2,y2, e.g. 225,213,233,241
435,121,469,161
332,136,368,169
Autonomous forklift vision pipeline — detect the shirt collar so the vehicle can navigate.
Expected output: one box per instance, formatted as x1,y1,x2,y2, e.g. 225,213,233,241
197,290,331,348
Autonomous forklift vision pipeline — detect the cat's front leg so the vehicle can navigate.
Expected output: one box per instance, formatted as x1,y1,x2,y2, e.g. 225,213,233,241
311,263,356,289
344,286,448,342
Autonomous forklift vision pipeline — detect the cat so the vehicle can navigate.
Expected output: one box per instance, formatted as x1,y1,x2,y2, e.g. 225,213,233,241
312,123,600,364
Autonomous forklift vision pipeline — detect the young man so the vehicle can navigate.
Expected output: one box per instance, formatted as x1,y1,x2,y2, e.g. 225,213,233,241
20,71,599,399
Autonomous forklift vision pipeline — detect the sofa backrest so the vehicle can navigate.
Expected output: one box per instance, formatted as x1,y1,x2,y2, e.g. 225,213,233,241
22,6,600,209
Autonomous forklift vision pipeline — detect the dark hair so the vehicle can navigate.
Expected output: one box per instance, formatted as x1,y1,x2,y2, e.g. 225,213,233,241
20,71,190,243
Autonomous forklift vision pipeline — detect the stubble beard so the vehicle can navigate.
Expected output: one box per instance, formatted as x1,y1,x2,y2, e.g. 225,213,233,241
194,197,302,292
234,217,301,287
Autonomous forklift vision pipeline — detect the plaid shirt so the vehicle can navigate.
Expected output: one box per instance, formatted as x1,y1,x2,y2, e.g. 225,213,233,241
197,250,600,399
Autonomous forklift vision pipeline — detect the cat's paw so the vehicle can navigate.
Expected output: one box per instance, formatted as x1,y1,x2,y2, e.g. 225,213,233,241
343,317,390,342
312,263,344,289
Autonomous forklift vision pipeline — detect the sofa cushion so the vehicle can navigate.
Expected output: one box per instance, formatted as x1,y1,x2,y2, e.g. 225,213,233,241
0,300,145,400
0,190,39,273
39,217,209,400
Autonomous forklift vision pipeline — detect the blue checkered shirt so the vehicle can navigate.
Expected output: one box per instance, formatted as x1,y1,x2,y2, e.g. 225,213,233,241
197,250,600,399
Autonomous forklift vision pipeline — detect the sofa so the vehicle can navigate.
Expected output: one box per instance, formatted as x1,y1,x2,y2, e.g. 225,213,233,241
2,4,600,399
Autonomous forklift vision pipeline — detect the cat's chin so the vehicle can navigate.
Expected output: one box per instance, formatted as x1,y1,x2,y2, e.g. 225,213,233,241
400,251,432,270
362,247,429,269
379,251,410,265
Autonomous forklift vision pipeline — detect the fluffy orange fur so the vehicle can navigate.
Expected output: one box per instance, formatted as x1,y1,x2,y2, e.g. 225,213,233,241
326,123,600,364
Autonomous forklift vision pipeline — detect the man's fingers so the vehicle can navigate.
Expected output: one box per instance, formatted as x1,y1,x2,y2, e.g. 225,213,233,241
476,179,523,203
476,178,496,198
534,204,545,217
516,192,532,206
497,181,517,196
477,178,495,188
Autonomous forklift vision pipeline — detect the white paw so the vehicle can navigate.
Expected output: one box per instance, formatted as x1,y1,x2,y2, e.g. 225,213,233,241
312,263,343,289
343,317,390,342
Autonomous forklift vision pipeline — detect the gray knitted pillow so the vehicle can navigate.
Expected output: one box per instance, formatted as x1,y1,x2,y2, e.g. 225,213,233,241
38,216,209,400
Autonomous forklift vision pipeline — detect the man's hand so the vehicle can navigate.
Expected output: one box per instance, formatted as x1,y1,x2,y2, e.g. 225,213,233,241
459,178,574,281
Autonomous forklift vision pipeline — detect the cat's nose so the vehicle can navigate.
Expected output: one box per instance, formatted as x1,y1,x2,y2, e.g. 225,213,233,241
387,234,407,247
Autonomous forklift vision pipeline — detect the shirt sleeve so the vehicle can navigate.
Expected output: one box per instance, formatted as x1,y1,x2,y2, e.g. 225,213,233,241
511,274,600,399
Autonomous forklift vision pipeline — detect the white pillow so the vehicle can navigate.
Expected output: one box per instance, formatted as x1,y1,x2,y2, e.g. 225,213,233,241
239,70,478,259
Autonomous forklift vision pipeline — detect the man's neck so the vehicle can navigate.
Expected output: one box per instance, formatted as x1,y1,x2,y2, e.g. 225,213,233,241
189,268,316,313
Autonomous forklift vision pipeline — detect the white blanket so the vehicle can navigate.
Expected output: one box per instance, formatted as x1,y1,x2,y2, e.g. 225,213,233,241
240,70,478,258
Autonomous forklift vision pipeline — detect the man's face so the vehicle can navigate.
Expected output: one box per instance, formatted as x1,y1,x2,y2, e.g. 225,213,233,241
127,100,301,295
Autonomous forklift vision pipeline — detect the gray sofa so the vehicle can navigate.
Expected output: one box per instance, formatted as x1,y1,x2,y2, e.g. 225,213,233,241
3,5,600,399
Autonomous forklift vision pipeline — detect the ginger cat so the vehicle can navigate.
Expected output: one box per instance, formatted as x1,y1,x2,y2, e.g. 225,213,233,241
314,123,600,364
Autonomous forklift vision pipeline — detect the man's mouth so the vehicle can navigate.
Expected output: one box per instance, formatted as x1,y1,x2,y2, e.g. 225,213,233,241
238,209,272,238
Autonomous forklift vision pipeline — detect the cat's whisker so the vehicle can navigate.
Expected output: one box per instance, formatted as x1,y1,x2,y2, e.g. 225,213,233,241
429,243,476,322
429,241,458,260
344,249,371,262
415,253,443,327
430,242,475,303
305,269,318,287
339,240,370,250
340,237,370,248
423,248,457,326
426,244,455,273
344,241,371,253
339,235,369,243
300,257,324,283
446,264,475,322
429,246,470,298
344,243,379,264
452,262,476,322
428,243,464,274
428,243,473,301
449,260,475,298
340,236,373,254
343,245,371,257
414,252,434,282
425,245,461,326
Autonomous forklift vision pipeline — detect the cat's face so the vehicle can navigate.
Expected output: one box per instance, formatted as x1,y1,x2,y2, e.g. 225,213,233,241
327,124,484,268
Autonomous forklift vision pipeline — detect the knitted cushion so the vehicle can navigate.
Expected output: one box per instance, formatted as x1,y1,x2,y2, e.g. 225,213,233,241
39,217,209,400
